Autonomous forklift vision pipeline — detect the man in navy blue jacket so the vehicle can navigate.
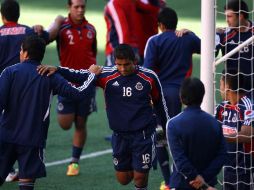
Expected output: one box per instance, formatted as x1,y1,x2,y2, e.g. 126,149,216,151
143,7,201,188
0,35,96,190
0,0,63,181
167,78,227,190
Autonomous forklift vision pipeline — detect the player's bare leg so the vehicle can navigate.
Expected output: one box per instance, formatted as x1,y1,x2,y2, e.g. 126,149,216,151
115,171,134,185
58,114,87,176
133,171,149,190
115,171,148,189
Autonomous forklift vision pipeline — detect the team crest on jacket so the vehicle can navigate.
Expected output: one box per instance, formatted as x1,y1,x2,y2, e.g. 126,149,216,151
87,31,93,39
135,82,143,91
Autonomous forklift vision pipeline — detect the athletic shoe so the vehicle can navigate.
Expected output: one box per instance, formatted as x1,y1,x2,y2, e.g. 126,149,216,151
5,171,19,182
160,181,170,190
66,163,80,176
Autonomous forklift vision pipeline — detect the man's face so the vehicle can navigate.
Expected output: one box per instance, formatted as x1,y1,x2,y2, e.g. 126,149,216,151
115,58,135,76
225,10,239,28
68,0,86,23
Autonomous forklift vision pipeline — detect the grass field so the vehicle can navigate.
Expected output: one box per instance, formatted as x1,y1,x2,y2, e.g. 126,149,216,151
2,0,253,189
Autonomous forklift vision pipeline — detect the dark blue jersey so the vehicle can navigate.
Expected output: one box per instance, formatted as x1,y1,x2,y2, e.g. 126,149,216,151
167,106,227,189
0,22,49,73
0,60,96,148
144,31,200,87
57,66,169,132
215,96,254,173
216,21,254,91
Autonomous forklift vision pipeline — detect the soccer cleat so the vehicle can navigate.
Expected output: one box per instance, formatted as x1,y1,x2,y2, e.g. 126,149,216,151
160,181,170,190
66,163,80,176
5,171,19,182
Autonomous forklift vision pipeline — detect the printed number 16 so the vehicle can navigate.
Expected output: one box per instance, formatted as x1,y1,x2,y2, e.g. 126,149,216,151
123,87,132,97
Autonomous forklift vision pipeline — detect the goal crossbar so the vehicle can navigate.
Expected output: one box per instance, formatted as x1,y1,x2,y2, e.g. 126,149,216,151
215,35,254,66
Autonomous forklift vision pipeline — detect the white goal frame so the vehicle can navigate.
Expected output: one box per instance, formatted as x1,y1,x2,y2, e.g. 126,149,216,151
200,0,216,114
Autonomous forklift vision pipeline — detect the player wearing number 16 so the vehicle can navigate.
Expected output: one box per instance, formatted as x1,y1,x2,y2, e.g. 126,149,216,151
37,44,169,190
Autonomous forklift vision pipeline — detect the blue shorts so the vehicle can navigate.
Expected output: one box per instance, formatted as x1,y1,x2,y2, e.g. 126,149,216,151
111,128,156,173
57,89,97,117
0,142,46,180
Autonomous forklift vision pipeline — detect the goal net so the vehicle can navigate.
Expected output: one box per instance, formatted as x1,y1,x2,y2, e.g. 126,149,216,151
212,0,254,189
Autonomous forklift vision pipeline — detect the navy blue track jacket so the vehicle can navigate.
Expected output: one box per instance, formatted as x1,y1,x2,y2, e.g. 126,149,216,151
167,106,227,189
0,60,96,148
57,66,169,132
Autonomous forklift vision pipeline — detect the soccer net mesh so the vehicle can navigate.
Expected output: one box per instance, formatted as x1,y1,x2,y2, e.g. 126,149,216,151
214,0,254,189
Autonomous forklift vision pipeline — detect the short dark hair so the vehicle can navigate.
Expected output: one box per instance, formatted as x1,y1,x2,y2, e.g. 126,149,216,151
0,0,20,22
221,68,246,93
114,44,136,62
22,35,46,63
158,7,178,30
224,0,249,19
180,77,205,106
68,0,87,6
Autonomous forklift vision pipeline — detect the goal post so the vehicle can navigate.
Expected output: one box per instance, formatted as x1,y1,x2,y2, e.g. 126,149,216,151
200,0,215,114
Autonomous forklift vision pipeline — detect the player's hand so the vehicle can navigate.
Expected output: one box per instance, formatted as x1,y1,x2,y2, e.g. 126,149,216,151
48,15,65,42
89,64,102,75
32,25,44,35
156,125,167,146
175,28,190,37
55,15,65,24
216,27,225,34
189,175,205,189
37,65,58,76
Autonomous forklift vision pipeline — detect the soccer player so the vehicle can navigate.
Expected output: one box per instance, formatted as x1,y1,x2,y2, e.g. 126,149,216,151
0,35,96,190
135,0,166,65
143,7,201,189
216,0,254,96
0,0,62,182
38,44,169,190
48,0,97,176
104,0,140,66
215,69,254,190
167,77,227,190
0,0,50,73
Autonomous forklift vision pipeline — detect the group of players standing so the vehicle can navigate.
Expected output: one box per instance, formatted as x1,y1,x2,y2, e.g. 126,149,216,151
0,0,254,190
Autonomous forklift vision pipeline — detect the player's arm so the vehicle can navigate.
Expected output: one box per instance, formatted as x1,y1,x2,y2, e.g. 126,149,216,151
37,65,101,84
215,28,225,57
50,72,96,100
47,15,65,42
150,72,169,128
143,36,158,71
0,68,12,111
190,32,201,54
225,124,253,143
167,121,199,183
110,0,131,44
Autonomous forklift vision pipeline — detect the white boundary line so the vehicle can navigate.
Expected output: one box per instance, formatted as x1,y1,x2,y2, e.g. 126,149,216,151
45,149,113,168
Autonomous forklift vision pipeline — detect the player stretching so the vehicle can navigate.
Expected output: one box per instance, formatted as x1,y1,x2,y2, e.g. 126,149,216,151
38,44,169,190
48,0,97,176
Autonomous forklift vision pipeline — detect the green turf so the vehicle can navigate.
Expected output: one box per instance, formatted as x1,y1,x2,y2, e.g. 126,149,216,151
3,0,252,189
